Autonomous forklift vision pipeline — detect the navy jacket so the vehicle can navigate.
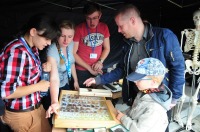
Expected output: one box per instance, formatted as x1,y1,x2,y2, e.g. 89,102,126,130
96,23,185,103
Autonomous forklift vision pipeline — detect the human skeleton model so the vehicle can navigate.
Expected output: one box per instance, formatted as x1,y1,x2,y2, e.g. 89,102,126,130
174,9,200,131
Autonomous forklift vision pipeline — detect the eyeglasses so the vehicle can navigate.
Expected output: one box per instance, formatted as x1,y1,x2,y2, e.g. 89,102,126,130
86,16,99,21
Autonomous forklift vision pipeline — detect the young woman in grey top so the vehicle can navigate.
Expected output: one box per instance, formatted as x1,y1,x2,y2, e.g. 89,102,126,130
45,20,79,120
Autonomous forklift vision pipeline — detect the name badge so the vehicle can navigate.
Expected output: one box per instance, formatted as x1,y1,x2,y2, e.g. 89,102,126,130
90,53,97,59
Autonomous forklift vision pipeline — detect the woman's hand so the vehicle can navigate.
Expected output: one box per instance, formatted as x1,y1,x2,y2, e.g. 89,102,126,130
46,102,60,118
42,62,51,72
74,81,79,90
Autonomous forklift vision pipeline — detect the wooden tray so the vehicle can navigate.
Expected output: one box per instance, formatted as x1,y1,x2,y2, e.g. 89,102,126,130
53,90,120,128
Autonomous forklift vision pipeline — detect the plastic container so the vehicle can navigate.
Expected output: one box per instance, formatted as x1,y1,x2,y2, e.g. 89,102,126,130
40,71,50,97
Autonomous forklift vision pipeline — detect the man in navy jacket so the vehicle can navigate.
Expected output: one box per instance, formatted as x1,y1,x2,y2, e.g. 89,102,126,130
84,4,185,131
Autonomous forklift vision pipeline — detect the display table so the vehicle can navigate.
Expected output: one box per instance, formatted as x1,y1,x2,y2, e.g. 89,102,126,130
52,90,120,131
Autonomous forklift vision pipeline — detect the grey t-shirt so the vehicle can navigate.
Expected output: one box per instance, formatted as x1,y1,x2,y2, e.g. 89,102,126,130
47,42,75,87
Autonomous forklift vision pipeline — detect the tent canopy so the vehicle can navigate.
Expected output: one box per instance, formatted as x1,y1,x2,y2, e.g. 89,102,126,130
0,0,199,68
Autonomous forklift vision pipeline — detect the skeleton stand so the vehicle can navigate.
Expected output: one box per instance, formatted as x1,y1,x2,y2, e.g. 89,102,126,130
174,29,200,131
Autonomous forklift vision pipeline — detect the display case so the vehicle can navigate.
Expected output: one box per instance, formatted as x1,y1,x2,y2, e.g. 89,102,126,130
53,90,120,128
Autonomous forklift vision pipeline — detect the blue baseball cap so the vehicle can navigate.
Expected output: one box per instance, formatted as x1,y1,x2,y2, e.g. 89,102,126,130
127,58,166,82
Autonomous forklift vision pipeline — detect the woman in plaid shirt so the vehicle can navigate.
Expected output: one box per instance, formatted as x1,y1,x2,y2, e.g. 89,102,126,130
0,13,59,132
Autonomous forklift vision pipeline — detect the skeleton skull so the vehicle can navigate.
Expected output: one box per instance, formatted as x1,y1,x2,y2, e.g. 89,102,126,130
193,9,200,27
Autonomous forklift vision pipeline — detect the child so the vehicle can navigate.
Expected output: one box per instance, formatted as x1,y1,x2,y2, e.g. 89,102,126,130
116,58,172,132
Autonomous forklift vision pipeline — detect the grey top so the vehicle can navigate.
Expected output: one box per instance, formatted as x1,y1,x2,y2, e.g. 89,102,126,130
47,42,75,87
121,84,172,132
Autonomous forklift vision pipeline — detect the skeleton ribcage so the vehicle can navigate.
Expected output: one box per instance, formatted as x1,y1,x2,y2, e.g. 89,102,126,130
184,30,195,52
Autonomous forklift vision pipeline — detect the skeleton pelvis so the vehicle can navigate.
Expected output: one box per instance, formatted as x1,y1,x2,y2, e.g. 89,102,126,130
185,60,200,75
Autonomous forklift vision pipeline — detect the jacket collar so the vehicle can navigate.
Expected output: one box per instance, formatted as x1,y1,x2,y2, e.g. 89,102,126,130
123,22,154,45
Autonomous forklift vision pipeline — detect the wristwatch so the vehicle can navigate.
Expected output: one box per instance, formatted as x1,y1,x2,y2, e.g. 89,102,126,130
98,58,104,64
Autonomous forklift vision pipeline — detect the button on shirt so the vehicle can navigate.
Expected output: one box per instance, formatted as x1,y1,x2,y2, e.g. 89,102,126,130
0,39,41,110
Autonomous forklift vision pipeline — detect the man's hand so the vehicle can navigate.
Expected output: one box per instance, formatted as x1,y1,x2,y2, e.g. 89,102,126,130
88,67,98,75
83,78,96,87
92,61,103,72
88,66,103,76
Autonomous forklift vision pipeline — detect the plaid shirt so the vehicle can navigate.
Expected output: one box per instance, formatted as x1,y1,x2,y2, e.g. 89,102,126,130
0,38,41,110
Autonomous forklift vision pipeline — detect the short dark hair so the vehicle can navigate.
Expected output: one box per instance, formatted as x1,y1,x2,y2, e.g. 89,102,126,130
83,2,101,16
20,13,60,40
115,4,141,18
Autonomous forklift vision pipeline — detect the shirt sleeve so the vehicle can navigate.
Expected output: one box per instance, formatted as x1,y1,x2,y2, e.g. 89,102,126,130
73,25,82,42
0,48,27,98
47,43,60,64
103,24,110,38
164,29,185,101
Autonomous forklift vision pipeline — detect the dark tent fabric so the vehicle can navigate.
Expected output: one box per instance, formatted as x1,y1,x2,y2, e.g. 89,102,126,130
0,0,126,69
0,0,200,69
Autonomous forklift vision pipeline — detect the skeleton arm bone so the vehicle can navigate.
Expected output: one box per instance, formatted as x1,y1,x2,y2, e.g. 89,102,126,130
181,30,185,52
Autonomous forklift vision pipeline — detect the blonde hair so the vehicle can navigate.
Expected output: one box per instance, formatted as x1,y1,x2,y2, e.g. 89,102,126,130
59,20,75,30
147,75,164,85
57,20,75,65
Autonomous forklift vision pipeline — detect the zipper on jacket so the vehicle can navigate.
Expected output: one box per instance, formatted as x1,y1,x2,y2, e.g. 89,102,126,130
144,22,154,56
170,51,175,61
144,35,153,57
149,48,154,52
126,44,133,97
166,77,169,81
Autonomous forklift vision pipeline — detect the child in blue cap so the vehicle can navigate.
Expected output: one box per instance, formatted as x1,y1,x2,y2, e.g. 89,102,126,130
116,58,172,132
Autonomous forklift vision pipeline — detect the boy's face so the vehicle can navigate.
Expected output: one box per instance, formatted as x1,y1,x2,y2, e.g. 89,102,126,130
134,77,153,90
